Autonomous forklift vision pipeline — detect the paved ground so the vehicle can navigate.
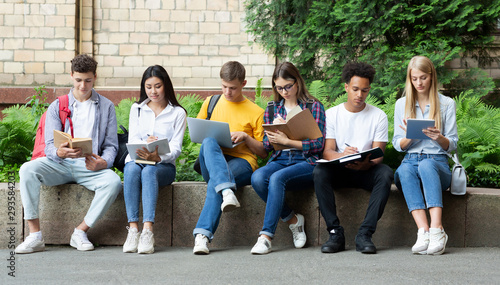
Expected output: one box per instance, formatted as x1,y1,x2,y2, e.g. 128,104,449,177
1,245,499,284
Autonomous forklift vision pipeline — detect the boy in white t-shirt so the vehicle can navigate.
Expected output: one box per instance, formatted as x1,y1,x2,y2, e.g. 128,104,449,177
313,62,394,254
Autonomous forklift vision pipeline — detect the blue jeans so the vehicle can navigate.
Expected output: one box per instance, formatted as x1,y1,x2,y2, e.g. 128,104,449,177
193,137,253,240
395,153,451,212
251,150,315,238
19,157,122,228
123,161,176,223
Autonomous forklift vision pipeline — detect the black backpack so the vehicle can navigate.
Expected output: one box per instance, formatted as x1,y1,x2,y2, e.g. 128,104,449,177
113,108,141,172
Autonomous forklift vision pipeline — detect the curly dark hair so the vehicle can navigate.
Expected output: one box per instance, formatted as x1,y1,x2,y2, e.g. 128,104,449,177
341,62,376,84
71,54,98,74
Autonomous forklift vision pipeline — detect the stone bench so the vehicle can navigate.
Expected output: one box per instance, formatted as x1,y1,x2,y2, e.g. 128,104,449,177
1,182,499,249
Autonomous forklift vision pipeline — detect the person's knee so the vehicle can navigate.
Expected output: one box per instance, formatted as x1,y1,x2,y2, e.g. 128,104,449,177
395,163,413,180
102,173,122,197
251,170,266,189
142,165,158,178
268,172,287,191
375,165,394,185
201,137,218,151
19,160,40,179
124,162,141,174
418,159,438,173
313,165,328,181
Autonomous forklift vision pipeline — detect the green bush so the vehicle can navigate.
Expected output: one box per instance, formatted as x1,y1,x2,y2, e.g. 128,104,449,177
0,105,39,166
245,0,500,102
175,94,205,181
115,97,137,133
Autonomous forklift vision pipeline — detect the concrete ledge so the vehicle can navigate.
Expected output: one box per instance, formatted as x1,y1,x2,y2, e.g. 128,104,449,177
0,185,23,249
0,183,498,249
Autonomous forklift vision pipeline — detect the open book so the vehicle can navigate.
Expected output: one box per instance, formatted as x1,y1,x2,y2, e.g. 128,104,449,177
316,147,384,165
53,130,93,155
262,106,322,150
126,138,170,163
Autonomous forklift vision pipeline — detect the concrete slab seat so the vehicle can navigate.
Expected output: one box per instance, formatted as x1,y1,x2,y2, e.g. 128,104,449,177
0,183,499,249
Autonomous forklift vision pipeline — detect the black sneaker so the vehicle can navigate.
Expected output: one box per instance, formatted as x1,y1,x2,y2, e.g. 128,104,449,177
321,229,345,253
355,233,376,254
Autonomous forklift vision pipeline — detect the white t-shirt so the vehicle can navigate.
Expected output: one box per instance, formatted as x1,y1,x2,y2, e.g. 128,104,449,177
70,98,96,159
72,99,96,140
325,103,388,153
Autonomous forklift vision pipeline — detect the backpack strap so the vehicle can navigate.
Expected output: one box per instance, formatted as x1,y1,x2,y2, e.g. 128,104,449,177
266,101,276,121
58,95,74,138
267,99,313,121
305,99,314,112
206,94,222,120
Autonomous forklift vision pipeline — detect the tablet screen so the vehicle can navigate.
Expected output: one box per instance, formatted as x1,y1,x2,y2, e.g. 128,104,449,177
406,119,435,140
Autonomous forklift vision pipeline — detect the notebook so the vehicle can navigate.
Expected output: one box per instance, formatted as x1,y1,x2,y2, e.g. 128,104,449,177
126,137,170,161
187,117,243,148
316,147,384,165
406,119,435,140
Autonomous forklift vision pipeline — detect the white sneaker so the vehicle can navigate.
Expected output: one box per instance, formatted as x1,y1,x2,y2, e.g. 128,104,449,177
289,213,306,248
221,190,240,212
137,229,155,254
193,234,209,255
123,227,140,253
15,234,45,254
412,228,430,254
427,228,448,255
251,236,272,255
70,229,94,251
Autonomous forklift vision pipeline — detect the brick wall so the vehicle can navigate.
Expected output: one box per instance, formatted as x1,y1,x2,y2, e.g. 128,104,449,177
0,0,77,86
0,0,276,90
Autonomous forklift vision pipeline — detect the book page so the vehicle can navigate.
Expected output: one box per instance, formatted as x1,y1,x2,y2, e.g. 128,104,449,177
262,108,322,150
53,130,92,155
53,130,71,148
71,138,92,155
285,105,303,120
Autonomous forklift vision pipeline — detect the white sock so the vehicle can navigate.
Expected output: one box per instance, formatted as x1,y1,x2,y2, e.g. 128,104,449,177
221,189,233,196
74,228,86,235
29,231,43,241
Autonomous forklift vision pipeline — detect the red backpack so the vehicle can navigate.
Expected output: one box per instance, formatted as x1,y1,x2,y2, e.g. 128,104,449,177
31,95,74,160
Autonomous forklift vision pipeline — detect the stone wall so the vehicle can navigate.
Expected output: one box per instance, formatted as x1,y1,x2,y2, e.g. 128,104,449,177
2,182,499,249
0,0,77,86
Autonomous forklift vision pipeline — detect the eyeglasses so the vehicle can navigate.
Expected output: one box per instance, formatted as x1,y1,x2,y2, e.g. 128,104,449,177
274,82,296,93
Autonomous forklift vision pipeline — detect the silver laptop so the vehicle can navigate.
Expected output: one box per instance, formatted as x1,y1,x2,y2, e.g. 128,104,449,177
187,117,243,148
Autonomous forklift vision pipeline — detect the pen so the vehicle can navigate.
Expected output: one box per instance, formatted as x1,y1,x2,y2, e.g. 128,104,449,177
345,143,359,153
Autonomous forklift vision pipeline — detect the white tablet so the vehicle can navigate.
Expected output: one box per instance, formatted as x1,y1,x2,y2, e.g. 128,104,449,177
406,119,435,140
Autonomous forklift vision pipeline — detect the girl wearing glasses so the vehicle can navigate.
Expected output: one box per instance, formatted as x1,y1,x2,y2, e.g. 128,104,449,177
250,62,326,254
